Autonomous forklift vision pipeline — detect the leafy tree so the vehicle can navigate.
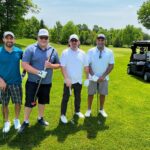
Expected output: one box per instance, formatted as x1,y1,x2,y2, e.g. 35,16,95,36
0,0,38,39
61,21,79,44
50,21,63,43
113,30,123,47
143,33,150,40
123,25,143,46
23,16,40,39
137,0,150,29
39,19,48,29
93,25,99,33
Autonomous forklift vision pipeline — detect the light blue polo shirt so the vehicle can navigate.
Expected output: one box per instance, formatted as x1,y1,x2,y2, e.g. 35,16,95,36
87,47,115,80
22,43,60,84
0,46,23,85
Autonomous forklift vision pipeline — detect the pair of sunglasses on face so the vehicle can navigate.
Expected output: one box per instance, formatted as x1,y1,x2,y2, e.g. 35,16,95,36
70,39,78,42
39,36,49,40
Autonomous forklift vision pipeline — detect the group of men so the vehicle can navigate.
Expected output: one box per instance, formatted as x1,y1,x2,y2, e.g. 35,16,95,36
0,29,114,133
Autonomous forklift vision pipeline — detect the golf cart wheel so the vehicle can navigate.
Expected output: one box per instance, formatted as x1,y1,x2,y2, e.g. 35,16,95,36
127,67,132,74
144,72,150,81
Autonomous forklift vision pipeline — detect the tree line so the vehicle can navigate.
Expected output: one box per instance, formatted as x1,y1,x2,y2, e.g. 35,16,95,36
15,17,150,47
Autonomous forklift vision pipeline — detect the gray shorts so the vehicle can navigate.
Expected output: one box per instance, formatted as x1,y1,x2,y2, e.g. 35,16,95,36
88,80,108,95
0,84,22,106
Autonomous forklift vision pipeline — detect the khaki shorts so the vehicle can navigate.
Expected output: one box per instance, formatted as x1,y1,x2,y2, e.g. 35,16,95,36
88,80,108,95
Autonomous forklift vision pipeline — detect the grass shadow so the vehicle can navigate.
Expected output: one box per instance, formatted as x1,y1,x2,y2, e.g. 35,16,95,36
0,115,109,148
6,123,51,150
130,75,150,83
83,114,109,139
0,126,17,146
50,114,109,142
50,115,80,143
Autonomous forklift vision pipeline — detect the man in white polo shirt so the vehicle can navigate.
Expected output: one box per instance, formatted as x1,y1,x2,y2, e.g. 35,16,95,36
60,34,89,124
85,34,114,118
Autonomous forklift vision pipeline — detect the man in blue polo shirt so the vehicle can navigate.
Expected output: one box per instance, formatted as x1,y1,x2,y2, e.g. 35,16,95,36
19,29,60,133
0,31,23,133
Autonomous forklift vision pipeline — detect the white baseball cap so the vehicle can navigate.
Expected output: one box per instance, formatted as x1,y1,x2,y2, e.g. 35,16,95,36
97,34,106,40
3,31,15,38
69,34,79,41
38,29,49,37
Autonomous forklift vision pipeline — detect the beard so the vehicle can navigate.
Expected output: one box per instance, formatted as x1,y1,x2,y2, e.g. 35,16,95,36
5,42,14,48
97,44,104,50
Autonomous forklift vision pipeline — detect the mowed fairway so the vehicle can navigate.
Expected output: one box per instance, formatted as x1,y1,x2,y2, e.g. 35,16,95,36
0,39,149,150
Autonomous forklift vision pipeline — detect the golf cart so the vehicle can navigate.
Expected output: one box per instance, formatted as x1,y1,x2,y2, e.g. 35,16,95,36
127,40,150,82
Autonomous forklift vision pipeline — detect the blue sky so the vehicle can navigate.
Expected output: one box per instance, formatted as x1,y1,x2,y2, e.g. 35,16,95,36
27,0,150,34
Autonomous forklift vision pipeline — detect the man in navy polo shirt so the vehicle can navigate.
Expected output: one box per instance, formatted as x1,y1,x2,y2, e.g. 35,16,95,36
0,31,23,133
19,29,60,133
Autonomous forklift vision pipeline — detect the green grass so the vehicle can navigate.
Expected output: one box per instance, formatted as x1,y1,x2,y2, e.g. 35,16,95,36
0,39,149,150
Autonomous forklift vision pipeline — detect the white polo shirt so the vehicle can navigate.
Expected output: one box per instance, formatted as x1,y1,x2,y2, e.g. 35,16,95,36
87,47,115,80
60,48,88,84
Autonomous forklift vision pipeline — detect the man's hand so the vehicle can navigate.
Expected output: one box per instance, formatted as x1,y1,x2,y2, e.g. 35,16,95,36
45,61,53,69
98,76,105,82
0,78,7,91
91,75,99,82
65,78,72,87
37,71,48,79
84,79,89,87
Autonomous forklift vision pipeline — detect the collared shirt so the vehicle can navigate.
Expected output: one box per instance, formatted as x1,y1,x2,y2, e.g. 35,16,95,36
22,43,60,84
87,47,115,80
0,46,23,85
60,48,88,84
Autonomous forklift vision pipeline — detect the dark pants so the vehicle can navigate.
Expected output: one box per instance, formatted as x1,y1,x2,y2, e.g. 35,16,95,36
61,83,82,115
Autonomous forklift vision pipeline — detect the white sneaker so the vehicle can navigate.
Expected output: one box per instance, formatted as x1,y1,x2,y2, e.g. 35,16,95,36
75,112,85,118
60,115,68,124
99,109,108,118
85,110,91,117
14,119,21,130
3,121,11,133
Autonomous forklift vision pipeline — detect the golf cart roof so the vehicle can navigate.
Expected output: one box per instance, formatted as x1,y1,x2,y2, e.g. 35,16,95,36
133,40,150,47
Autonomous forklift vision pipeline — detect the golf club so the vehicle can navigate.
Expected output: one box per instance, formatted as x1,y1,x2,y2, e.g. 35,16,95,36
32,48,55,107
96,83,102,125
69,87,75,124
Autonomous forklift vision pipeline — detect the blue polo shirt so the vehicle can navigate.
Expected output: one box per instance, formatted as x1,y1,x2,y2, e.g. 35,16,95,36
22,43,60,84
0,46,23,85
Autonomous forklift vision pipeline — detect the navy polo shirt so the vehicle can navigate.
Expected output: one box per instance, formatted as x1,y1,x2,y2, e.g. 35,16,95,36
0,46,23,85
22,43,60,84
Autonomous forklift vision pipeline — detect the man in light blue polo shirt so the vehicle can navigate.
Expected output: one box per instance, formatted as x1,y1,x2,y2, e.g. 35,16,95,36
85,34,114,118
19,29,60,133
0,31,23,133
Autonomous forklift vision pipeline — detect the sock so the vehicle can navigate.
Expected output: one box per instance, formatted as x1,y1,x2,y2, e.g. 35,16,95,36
38,116,42,120
24,120,29,124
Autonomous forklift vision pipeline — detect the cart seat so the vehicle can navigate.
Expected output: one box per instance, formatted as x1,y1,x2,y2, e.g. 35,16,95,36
136,61,146,65
146,52,150,61
133,54,146,60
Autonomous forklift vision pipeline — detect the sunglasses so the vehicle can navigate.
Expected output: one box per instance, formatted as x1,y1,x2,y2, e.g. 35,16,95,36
70,39,78,42
99,51,102,59
39,36,48,40
97,38,105,41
